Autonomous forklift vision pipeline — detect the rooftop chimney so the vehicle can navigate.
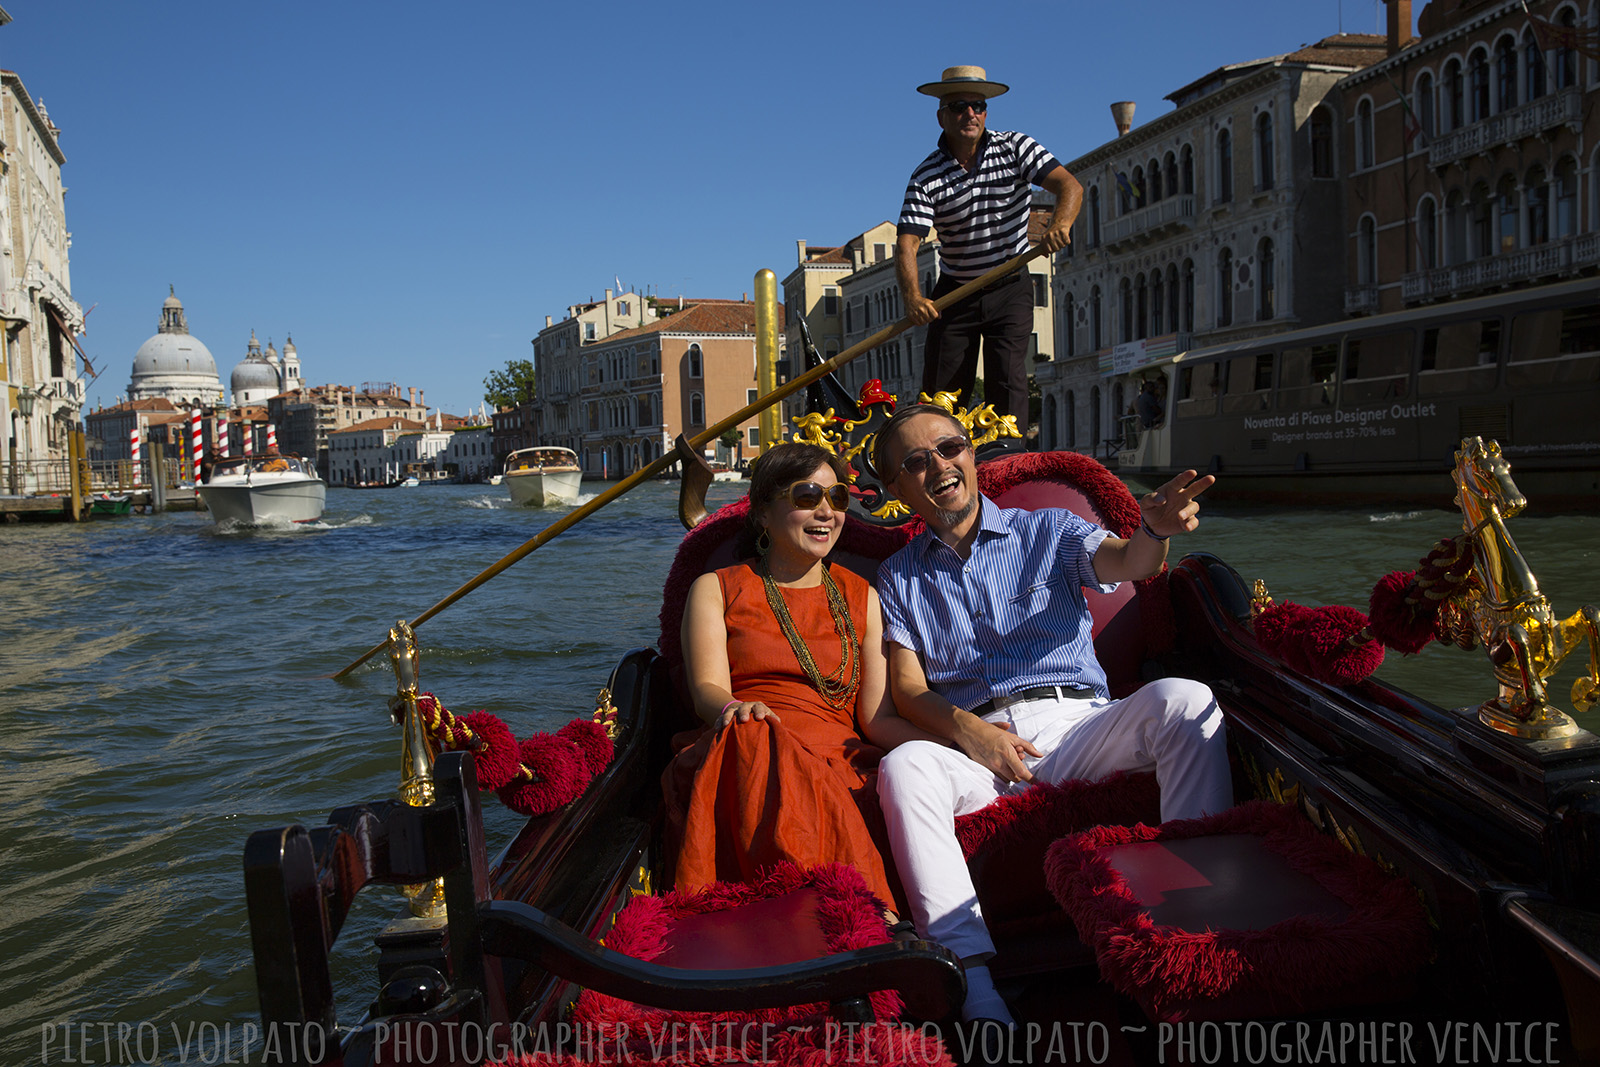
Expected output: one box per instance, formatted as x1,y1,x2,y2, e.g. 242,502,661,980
1111,101,1136,137
409,387,416,406
1385,0,1414,55
545,315,553,327
419,390,425,409
797,239,807,263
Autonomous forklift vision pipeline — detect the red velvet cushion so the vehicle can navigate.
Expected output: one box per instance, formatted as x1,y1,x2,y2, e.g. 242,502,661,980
1045,801,1432,1022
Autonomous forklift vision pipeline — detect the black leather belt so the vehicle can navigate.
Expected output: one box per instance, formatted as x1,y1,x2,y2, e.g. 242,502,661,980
971,684,1097,717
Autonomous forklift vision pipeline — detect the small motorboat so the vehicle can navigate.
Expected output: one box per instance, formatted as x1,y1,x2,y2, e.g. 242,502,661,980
197,453,325,524
502,446,582,507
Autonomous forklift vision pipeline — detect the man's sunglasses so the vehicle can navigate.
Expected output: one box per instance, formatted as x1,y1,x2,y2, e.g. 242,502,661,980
781,480,851,511
899,437,972,476
941,99,987,115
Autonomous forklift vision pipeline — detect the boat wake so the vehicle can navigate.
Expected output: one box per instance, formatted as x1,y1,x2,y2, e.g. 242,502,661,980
463,496,505,509
1366,509,1438,523
205,513,372,534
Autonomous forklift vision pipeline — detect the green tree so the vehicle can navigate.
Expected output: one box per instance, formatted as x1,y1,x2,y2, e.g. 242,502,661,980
483,359,537,409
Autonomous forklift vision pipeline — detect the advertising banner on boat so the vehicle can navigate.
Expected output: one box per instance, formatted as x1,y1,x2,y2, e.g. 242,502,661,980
1100,333,1184,376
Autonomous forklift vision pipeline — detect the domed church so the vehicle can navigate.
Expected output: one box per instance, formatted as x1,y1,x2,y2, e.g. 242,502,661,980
230,330,302,406
127,288,224,408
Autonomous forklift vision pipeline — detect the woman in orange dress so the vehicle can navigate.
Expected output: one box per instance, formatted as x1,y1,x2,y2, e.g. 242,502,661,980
663,442,942,913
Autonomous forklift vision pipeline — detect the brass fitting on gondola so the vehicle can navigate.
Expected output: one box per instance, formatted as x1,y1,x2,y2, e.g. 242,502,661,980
388,619,447,918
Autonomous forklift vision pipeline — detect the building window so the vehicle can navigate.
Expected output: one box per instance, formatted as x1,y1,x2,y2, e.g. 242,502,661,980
1182,259,1195,333
1555,158,1578,238
1526,166,1549,246
1165,263,1180,333
1443,59,1463,131
1471,182,1493,257
1133,165,1147,209
1418,197,1439,269
617,299,630,315
689,391,704,426
1524,30,1546,101
1416,72,1436,137
1119,278,1134,342
1032,274,1048,307
1063,293,1076,358
1181,144,1194,195
1215,128,1233,202
1257,238,1275,320
687,343,703,378
584,322,597,341
1496,36,1518,112
747,388,759,406
1552,9,1578,89
1310,107,1335,178
1498,174,1519,252
873,242,887,262
1135,275,1148,340
1065,390,1077,448
1255,112,1274,190
1469,48,1490,121
1355,98,1375,170
1149,270,1163,336
1088,186,1102,246
1358,216,1377,283
748,427,759,447
1090,285,1103,350
824,287,838,314
1164,151,1178,197
1216,249,1233,327
1147,157,1162,202
1445,189,1467,264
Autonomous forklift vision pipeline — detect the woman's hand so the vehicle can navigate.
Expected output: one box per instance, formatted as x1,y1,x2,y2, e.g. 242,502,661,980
716,700,780,735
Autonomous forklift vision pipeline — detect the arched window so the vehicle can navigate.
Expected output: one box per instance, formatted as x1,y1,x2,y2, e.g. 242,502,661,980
1063,292,1076,358
687,343,703,378
1552,9,1578,89
1065,390,1077,449
1088,185,1102,247
1356,98,1375,169
1090,286,1103,350
1215,129,1233,202
1310,106,1334,178
1135,275,1148,340
1470,181,1494,257
1443,58,1464,130
1165,263,1180,333
1524,29,1546,101
1468,48,1490,121
1526,165,1549,245
1180,145,1194,194
1255,112,1274,190
1132,165,1147,209
1119,277,1134,342
689,391,704,426
1149,270,1164,336
1216,248,1233,327
1497,174,1520,252
1418,197,1439,269
1358,216,1377,284
1148,158,1162,202
1445,189,1467,264
1089,385,1101,456
1042,395,1056,451
1257,238,1276,320
1415,72,1436,137
1182,259,1195,332
1496,36,1518,112
1555,158,1578,238
1164,152,1178,198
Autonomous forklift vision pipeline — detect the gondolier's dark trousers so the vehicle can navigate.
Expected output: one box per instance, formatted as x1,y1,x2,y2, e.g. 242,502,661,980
919,268,1033,427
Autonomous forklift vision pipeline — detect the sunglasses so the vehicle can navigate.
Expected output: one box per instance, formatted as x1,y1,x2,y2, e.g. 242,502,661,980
941,99,987,115
899,437,972,476
781,480,851,511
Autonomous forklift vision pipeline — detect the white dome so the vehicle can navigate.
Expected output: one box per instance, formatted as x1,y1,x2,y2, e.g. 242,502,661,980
133,331,218,378
127,290,225,407
231,356,280,396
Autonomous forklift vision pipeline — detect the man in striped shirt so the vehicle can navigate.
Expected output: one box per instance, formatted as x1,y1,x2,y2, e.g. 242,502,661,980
897,66,1082,432
870,404,1231,1029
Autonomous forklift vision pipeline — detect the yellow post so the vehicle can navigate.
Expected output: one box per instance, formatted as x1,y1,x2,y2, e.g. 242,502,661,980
68,428,85,521
754,270,781,450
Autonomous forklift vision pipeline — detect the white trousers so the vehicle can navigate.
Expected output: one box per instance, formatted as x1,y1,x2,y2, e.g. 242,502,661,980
876,677,1231,961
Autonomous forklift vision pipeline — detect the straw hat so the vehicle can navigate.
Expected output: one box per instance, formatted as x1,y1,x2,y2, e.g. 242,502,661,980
916,65,1009,99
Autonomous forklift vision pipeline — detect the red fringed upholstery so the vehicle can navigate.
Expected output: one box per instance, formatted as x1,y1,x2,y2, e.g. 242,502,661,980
1045,800,1431,1022
493,863,953,1067
1254,602,1384,686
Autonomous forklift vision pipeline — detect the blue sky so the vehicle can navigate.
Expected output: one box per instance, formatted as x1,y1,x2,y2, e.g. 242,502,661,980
3,0,1393,417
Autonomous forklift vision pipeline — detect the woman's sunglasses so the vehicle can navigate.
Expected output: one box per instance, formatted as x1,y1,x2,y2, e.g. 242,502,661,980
781,481,851,511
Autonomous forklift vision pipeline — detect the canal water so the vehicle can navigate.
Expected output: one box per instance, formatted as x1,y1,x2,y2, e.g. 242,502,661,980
2,474,1597,1065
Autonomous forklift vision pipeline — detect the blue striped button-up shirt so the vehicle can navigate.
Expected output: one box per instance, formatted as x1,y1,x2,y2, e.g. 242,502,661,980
876,498,1118,711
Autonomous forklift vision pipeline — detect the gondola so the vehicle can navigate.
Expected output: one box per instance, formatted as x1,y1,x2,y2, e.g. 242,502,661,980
243,265,1600,1067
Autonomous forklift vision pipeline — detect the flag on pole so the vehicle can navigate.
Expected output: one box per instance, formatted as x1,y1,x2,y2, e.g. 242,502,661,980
615,274,624,294
1528,12,1600,60
1115,171,1141,201
1381,68,1426,149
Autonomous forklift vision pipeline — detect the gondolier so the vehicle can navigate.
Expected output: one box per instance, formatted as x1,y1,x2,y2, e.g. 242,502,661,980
897,65,1082,432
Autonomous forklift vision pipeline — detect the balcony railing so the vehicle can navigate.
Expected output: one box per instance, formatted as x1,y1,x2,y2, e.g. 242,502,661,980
1401,232,1600,302
1104,195,1196,248
1428,89,1582,169
1344,284,1379,315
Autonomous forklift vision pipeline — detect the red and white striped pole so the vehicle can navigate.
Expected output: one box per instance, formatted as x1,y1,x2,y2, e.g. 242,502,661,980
190,409,202,480
217,411,230,458
240,421,252,456
130,424,141,466
266,422,277,451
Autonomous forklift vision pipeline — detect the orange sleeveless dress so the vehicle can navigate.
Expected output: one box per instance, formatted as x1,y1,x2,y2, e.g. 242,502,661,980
662,560,902,910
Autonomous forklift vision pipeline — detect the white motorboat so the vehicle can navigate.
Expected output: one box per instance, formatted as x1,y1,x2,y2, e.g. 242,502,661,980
198,454,326,524
502,446,582,507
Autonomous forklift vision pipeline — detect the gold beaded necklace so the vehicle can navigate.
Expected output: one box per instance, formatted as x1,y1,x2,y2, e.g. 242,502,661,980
760,559,860,709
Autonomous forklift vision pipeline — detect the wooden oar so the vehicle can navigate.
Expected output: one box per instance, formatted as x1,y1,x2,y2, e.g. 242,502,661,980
332,243,1051,679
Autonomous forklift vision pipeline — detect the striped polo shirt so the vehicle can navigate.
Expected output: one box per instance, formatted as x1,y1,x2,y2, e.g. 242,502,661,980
898,130,1061,281
876,497,1117,711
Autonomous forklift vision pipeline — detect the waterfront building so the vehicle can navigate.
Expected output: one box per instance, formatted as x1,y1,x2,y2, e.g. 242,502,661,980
440,422,494,482
230,330,302,407
83,397,187,463
531,298,768,477
491,403,537,464
1,62,88,484
268,382,430,477
1038,33,1387,455
126,289,223,409
327,416,432,486
1339,0,1600,317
